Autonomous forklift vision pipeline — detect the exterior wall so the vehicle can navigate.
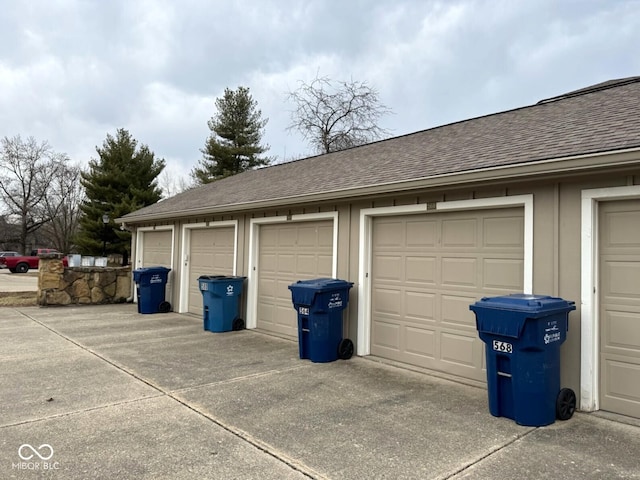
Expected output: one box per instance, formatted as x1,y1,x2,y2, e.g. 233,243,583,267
129,167,640,411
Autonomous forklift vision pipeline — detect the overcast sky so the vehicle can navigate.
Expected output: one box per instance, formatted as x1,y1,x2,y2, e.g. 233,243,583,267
2,0,639,194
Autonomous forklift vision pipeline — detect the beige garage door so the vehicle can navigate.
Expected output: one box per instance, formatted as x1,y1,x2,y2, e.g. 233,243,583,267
188,227,235,315
599,200,640,419
257,221,333,338
141,230,173,303
370,208,524,382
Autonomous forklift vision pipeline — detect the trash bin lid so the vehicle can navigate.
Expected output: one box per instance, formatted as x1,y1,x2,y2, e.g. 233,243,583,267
287,278,354,293
198,275,228,281
470,294,576,338
133,266,171,274
470,294,575,315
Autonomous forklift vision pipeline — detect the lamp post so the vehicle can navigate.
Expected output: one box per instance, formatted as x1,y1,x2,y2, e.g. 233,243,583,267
102,213,110,257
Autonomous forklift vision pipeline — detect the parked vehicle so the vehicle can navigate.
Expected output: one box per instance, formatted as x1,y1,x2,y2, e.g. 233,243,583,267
0,249,67,273
0,251,19,269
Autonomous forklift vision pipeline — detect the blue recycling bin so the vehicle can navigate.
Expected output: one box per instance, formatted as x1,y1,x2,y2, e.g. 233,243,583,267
198,276,246,332
288,278,354,363
469,294,576,426
133,267,171,314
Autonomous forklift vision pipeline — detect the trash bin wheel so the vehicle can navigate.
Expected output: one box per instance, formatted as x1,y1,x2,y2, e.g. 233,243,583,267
556,388,576,421
158,301,171,313
338,338,354,360
232,318,245,331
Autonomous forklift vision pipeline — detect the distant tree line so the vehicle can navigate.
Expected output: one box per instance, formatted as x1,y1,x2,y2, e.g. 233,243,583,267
0,76,391,257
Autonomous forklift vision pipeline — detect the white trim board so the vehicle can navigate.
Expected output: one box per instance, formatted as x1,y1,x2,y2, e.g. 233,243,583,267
178,220,238,313
246,212,339,330
580,185,640,412
134,225,175,303
357,195,534,356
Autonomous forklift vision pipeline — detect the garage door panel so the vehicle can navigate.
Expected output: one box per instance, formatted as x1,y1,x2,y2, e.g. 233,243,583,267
483,258,523,290
406,256,436,283
372,321,400,350
604,211,640,247
371,208,523,383
483,217,524,247
603,261,640,298
441,257,477,287
405,327,436,358
440,333,477,368
187,227,234,315
405,291,435,322
374,255,403,281
441,294,477,328
406,220,437,246
256,221,333,339
373,287,403,316
442,218,477,246
599,199,640,418
603,310,640,355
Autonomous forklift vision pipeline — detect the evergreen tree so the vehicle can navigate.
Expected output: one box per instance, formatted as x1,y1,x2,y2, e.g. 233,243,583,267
76,129,165,263
191,86,271,184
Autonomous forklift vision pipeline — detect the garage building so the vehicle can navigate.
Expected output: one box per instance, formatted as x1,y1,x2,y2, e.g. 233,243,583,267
120,77,640,420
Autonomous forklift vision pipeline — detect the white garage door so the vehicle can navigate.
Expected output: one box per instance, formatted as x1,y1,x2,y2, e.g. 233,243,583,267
599,199,640,419
187,227,235,315
257,221,333,338
141,230,173,303
370,208,524,382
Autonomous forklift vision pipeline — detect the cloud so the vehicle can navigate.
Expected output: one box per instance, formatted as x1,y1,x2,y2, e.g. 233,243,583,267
1,0,639,194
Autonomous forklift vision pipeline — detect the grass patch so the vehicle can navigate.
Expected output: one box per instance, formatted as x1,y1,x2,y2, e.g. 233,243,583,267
0,291,37,307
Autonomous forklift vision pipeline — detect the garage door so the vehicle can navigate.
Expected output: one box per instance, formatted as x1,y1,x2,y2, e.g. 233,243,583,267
370,208,524,382
599,199,640,418
257,221,333,338
141,230,173,303
187,227,235,315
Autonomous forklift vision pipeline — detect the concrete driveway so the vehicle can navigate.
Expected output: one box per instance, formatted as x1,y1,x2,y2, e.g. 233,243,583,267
1,304,639,479
0,269,38,292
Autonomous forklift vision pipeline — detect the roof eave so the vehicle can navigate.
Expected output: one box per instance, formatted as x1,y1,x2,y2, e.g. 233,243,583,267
117,147,640,225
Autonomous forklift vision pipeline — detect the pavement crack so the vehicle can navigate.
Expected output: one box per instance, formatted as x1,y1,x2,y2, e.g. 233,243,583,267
437,428,537,479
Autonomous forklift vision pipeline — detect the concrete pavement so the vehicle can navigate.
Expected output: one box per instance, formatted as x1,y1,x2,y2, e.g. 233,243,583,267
1,304,638,479
0,269,38,292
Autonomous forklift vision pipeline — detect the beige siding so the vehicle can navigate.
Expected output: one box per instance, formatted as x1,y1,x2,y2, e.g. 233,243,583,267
370,208,524,382
187,227,235,315
257,221,333,338
599,199,640,418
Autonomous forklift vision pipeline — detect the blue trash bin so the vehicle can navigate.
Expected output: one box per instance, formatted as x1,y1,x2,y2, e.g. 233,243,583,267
469,294,576,426
133,267,171,314
198,276,246,332
288,278,354,363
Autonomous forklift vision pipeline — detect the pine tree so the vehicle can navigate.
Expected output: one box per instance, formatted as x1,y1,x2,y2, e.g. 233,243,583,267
191,86,271,184
76,129,165,263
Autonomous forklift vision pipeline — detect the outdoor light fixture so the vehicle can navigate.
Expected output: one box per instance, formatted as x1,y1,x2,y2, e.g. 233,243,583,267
102,213,110,257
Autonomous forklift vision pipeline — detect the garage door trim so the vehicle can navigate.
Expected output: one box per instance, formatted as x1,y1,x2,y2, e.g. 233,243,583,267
135,225,175,269
581,185,640,413
357,195,533,357
178,220,238,313
246,211,339,330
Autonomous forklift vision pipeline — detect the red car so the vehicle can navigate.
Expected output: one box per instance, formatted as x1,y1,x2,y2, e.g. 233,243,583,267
0,249,67,273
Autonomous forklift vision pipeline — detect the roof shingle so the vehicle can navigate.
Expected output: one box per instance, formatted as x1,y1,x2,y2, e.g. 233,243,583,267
124,77,640,220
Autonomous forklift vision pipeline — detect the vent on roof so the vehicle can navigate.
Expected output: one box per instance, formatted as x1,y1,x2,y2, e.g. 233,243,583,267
537,76,640,105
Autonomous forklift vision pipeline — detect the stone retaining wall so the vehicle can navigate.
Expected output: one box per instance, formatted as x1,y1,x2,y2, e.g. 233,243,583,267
38,254,132,306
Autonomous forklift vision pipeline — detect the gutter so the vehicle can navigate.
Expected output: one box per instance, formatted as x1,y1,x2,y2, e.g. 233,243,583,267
116,147,640,224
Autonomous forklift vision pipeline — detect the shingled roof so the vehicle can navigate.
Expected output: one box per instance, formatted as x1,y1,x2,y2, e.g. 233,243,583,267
122,77,640,222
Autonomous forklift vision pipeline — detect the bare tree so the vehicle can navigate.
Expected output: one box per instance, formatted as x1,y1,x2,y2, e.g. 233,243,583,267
287,76,393,154
39,163,85,253
0,135,67,254
158,170,194,199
